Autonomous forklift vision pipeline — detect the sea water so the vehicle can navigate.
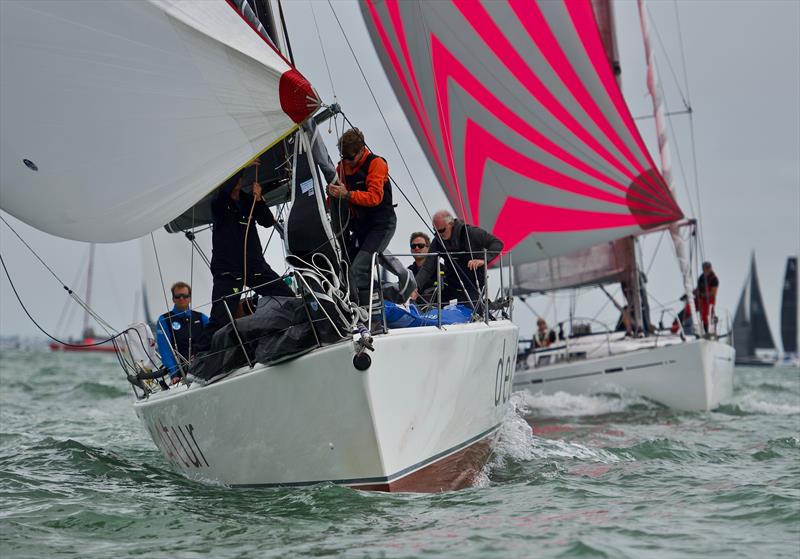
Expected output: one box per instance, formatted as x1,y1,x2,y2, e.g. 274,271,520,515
0,350,797,558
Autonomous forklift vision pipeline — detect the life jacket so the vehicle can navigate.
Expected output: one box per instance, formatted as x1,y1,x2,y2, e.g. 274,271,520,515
159,310,205,361
343,152,394,227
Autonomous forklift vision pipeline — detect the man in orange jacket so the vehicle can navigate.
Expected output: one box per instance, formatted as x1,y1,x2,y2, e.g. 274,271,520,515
327,128,396,306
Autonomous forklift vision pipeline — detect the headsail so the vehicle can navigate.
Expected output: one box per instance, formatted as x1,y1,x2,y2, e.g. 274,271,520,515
361,0,682,265
733,253,776,358
781,256,798,354
0,0,319,242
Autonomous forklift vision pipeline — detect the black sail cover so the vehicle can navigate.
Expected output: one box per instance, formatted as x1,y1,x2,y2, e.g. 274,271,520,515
781,256,798,354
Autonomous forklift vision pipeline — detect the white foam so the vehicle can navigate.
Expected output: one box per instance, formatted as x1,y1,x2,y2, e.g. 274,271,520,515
734,393,800,415
478,393,627,482
519,389,651,418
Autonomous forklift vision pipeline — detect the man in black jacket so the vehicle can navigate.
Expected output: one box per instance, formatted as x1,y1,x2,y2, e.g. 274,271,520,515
414,210,504,306
209,162,293,329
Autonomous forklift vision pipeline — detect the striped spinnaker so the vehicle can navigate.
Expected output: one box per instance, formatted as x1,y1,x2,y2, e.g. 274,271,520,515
361,0,683,265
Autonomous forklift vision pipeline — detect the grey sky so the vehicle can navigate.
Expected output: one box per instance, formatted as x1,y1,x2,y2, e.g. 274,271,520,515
1,0,798,347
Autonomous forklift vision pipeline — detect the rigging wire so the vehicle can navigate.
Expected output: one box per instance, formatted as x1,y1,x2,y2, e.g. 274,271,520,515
0,214,115,335
150,232,172,315
310,0,337,102
645,4,690,110
0,214,68,286
0,252,119,347
645,230,667,275
325,0,435,225
647,2,706,258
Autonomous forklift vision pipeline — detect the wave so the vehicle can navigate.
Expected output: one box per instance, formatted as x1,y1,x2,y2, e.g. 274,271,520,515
519,389,658,418
68,381,129,399
477,394,627,485
716,393,800,416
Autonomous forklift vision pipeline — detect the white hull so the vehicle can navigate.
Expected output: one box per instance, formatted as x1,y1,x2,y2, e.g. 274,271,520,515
134,320,518,491
515,336,734,411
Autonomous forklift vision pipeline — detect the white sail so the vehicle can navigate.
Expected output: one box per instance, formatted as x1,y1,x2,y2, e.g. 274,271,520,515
0,0,318,243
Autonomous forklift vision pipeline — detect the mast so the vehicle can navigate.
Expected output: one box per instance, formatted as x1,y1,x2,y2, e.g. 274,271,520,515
593,0,643,335
637,0,700,336
82,243,95,338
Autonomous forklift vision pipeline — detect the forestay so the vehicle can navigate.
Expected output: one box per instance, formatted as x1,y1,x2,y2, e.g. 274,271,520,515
0,0,319,242
361,0,682,265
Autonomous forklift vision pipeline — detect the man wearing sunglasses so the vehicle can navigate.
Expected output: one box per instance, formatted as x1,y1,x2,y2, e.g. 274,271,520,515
414,210,503,306
155,281,210,384
407,232,445,305
327,128,396,307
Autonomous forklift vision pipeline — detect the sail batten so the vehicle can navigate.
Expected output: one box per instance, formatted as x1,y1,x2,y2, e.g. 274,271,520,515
361,0,682,266
0,0,319,242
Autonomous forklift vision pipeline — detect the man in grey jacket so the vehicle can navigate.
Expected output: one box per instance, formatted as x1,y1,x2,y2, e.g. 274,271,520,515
414,210,504,306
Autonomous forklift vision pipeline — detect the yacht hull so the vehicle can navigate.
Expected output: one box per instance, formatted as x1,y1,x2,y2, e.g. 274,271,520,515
514,338,734,412
133,320,518,491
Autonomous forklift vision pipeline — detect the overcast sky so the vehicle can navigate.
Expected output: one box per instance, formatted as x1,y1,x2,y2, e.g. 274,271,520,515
1,0,798,348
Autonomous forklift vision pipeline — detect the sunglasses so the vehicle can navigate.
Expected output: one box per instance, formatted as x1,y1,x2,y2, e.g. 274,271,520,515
436,227,447,234
173,293,191,299
341,152,359,161
410,243,428,249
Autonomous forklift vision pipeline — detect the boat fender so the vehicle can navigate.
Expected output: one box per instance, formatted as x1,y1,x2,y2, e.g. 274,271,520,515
353,352,371,371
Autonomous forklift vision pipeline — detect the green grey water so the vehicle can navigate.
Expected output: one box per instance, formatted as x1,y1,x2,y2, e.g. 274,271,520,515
0,350,798,558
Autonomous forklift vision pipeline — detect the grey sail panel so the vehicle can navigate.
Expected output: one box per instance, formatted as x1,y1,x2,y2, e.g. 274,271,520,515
781,257,798,354
749,258,776,350
513,238,633,293
732,277,752,358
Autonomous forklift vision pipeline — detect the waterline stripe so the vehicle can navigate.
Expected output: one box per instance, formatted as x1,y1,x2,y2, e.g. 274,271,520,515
230,423,501,489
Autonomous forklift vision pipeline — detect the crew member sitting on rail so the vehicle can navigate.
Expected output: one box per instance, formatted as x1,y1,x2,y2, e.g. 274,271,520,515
533,318,557,348
156,281,210,383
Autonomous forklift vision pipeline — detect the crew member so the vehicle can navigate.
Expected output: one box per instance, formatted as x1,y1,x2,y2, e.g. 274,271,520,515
414,210,504,305
696,261,719,331
327,128,396,307
533,318,557,348
156,282,210,383
209,161,293,329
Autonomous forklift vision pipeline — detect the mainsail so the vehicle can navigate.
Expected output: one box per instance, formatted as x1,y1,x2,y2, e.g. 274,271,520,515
361,0,682,265
781,256,798,355
733,253,776,359
0,0,319,243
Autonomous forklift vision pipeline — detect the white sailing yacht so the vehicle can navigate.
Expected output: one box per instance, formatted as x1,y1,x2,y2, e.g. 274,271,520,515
1,0,516,491
361,0,734,411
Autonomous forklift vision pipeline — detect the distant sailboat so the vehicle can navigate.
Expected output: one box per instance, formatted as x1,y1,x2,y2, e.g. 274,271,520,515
49,244,116,353
733,253,778,366
780,256,798,365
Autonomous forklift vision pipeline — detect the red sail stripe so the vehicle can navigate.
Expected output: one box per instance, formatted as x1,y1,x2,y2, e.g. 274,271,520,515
463,119,669,222
429,36,673,216
511,0,666,201
565,0,679,210
364,0,460,204
493,197,665,254
453,0,666,205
